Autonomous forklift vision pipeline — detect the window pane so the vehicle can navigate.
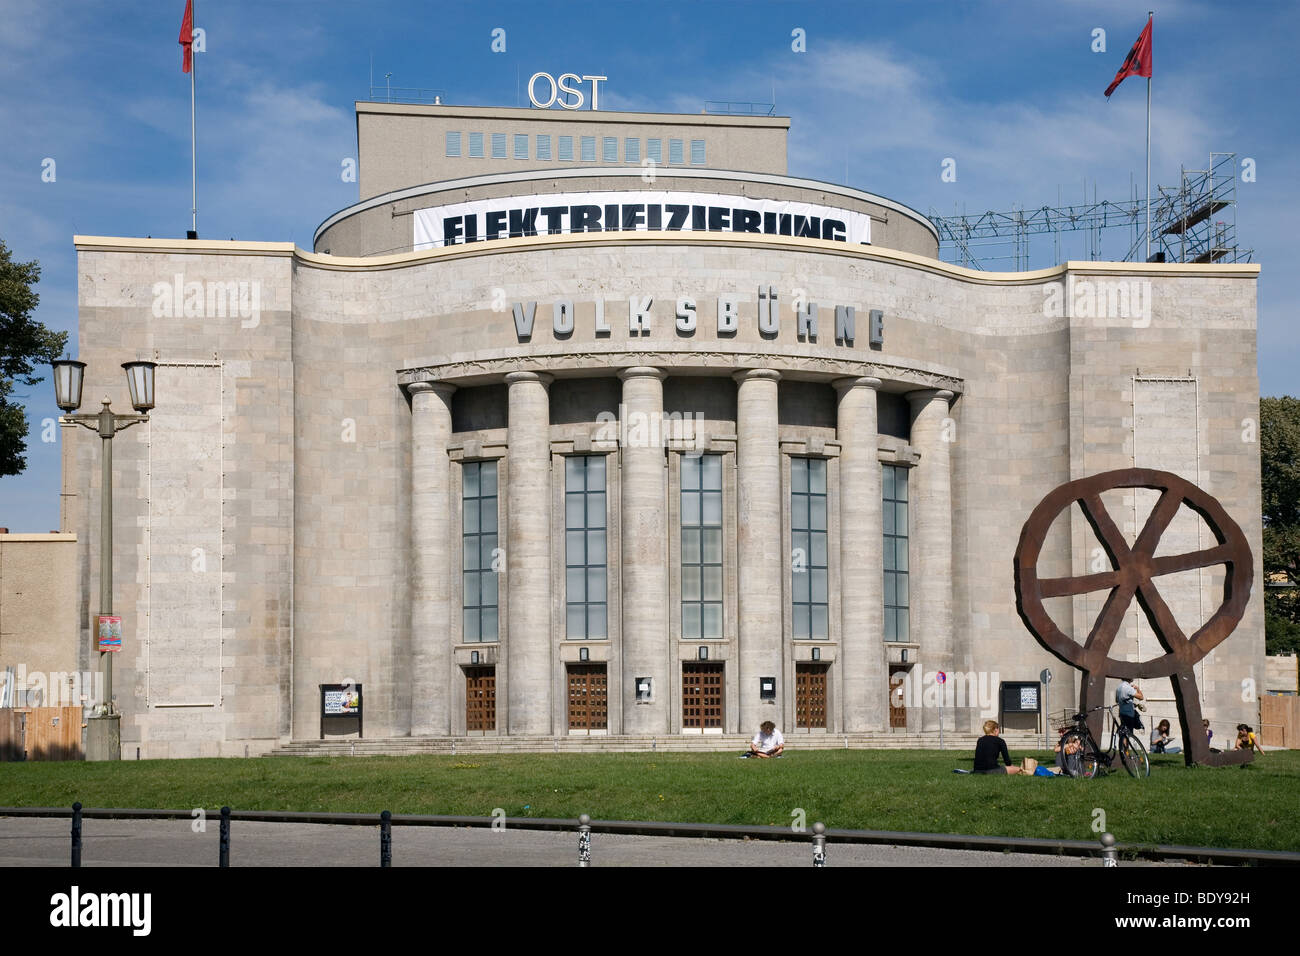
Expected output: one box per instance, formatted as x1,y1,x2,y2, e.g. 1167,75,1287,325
481,607,498,641
482,570,498,606
587,604,607,639
567,567,586,603
793,569,809,603
811,531,827,567
682,605,701,640
791,457,808,493
566,494,585,529
567,604,586,638
537,134,552,161
792,495,809,531
793,607,809,640
480,498,497,533
810,495,827,532
810,459,827,494
895,539,909,572
681,454,700,490
464,572,480,606
464,608,480,641
702,565,722,601
481,462,497,496
811,604,828,640
883,502,896,535
702,453,722,489
463,462,479,497
566,530,585,563
896,501,908,534
559,135,574,161
883,537,896,571
702,529,722,564
587,530,606,565
682,566,701,601
691,139,705,165
647,138,662,163
896,467,908,501
669,139,683,164
446,131,462,157
481,534,497,564
883,571,896,607
587,566,606,603
625,137,640,163
603,137,617,163
812,568,828,603
491,132,506,158
793,531,810,566
702,603,722,639
883,464,895,500
682,492,700,526
702,491,722,526
581,136,596,162
587,454,606,490
463,498,479,535
895,574,908,608
681,529,701,565
884,607,896,642
464,536,479,570
514,133,529,160
587,492,606,528
565,456,584,491
896,608,909,640
469,132,484,158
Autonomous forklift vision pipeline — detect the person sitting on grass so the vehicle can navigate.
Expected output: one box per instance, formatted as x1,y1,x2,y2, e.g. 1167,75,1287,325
747,720,784,758
1150,719,1180,754
974,720,1023,774
1235,723,1264,755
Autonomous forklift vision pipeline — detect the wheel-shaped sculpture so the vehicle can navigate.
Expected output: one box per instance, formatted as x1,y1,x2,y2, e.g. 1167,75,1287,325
1014,469,1254,768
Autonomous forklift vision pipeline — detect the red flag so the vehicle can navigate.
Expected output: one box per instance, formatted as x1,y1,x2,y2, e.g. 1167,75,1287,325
1104,17,1152,97
179,0,194,74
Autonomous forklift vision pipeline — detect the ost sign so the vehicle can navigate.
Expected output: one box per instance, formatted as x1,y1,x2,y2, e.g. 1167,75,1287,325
528,72,607,110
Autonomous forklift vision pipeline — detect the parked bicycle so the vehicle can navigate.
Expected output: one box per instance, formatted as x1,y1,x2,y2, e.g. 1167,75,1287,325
1058,705,1150,778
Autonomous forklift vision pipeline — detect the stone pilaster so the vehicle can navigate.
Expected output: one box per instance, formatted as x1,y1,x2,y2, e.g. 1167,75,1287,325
618,367,669,733
907,388,955,733
505,371,553,734
409,382,456,735
835,377,885,731
734,369,783,732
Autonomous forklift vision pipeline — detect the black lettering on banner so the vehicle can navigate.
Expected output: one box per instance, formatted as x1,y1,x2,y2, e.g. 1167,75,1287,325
665,205,689,230
822,219,846,241
794,215,820,239
605,204,620,232
509,208,540,238
763,211,778,235
571,205,602,233
778,214,792,236
707,206,730,231
443,216,464,246
733,209,761,232
647,205,663,230
691,205,706,230
539,206,567,234
485,210,509,241
622,204,646,230
464,214,479,243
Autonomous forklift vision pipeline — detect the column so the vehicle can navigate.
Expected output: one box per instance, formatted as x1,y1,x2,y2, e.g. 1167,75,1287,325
619,367,669,733
835,377,885,732
505,371,553,734
907,389,955,733
734,369,783,733
409,381,456,736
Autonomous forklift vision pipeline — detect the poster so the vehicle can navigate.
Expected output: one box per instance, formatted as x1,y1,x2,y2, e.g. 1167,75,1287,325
96,615,122,653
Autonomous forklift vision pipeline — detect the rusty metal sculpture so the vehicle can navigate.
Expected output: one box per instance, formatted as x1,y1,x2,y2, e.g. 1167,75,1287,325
1014,468,1253,767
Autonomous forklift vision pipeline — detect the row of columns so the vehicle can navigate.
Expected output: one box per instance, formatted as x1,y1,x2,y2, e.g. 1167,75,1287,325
407,370,953,736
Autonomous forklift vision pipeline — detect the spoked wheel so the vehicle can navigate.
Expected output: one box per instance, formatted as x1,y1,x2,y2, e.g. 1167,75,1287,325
1119,734,1151,778
1059,731,1100,778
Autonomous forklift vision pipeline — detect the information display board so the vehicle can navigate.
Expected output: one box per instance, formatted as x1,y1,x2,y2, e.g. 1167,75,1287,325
319,683,363,739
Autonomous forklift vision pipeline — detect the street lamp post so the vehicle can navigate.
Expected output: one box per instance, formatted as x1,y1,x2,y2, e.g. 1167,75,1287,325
52,359,157,761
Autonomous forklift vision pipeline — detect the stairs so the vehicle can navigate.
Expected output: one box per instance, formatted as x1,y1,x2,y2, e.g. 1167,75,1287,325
265,731,1046,758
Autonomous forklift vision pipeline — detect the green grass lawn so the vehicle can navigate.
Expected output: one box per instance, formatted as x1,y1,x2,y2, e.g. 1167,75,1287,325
2,749,1297,851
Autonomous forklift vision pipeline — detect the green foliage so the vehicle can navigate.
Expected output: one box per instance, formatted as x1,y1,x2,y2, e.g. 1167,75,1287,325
0,238,67,477
1262,396,1300,654
0,749,1297,851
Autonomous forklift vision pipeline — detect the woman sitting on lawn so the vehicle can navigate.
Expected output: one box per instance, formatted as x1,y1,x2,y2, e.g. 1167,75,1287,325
1150,719,1180,754
974,720,1024,774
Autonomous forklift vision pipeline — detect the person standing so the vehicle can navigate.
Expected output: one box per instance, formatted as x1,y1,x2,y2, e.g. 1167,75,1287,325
1115,678,1145,733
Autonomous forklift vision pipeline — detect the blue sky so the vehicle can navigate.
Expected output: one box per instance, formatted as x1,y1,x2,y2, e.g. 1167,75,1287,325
2,0,1297,531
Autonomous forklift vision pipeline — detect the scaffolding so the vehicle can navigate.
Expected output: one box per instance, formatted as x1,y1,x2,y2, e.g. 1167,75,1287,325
929,153,1251,270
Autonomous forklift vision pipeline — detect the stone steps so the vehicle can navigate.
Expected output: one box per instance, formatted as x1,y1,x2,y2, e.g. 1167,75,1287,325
266,732,1044,758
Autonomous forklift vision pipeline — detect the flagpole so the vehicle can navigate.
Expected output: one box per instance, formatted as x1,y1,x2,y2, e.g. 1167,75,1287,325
1145,11,1152,261
190,0,197,239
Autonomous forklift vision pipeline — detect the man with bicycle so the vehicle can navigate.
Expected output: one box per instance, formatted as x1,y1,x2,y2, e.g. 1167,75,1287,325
1115,678,1145,734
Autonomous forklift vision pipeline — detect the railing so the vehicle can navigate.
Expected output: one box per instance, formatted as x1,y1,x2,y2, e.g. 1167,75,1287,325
367,86,446,105
703,100,776,116
12,804,1299,867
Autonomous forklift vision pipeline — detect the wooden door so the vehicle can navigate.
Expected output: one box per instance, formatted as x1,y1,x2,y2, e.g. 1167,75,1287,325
682,662,724,730
795,663,828,729
465,666,496,732
889,665,908,729
567,664,608,731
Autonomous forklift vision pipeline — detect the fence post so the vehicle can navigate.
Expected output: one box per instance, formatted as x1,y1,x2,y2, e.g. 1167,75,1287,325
578,814,592,867
812,821,826,867
219,806,231,867
71,802,82,868
1100,831,1118,867
380,810,392,868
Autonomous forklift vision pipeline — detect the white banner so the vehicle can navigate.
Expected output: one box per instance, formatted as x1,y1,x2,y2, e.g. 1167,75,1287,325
413,190,871,250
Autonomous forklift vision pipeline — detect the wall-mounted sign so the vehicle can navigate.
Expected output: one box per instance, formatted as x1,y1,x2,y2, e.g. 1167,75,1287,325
528,72,607,110
999,681,1041,714
320,683,363,740
413,190,872,250
96,615,122,653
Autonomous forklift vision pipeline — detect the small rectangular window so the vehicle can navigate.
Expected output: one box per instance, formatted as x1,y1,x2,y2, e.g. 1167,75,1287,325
602,137,617,163
580,136,596,162
647,138,662,163
625,137,640,163
669,139,684,164
691,139,705,165
537,134,552,161
559,135,574,161
491,132,506,159
514,133,529,160
446,131,462,157
468,132,484,158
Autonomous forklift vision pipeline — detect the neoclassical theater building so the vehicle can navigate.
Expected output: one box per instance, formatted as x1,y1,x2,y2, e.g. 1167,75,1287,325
66,97,1264,756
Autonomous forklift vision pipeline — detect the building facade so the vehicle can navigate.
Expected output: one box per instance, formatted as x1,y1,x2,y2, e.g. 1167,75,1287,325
66,102,1265,756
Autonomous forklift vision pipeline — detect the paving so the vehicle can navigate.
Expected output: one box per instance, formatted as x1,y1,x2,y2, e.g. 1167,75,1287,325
0,816,1165,867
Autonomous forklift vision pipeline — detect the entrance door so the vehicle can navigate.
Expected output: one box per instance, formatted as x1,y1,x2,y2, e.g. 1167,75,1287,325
795,663,828,729
567,664,608,732
682,662,724,730
466,666,496,733
889,665,908,729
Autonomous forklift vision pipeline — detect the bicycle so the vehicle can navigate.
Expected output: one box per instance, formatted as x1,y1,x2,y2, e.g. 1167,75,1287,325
1057,705,1150,779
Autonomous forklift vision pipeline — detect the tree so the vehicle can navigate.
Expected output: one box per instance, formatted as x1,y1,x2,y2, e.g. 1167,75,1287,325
1261,396,1300,655
0,239,67,477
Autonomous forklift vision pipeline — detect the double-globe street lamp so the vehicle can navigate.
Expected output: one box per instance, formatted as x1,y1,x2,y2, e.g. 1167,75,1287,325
51,358,157,761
